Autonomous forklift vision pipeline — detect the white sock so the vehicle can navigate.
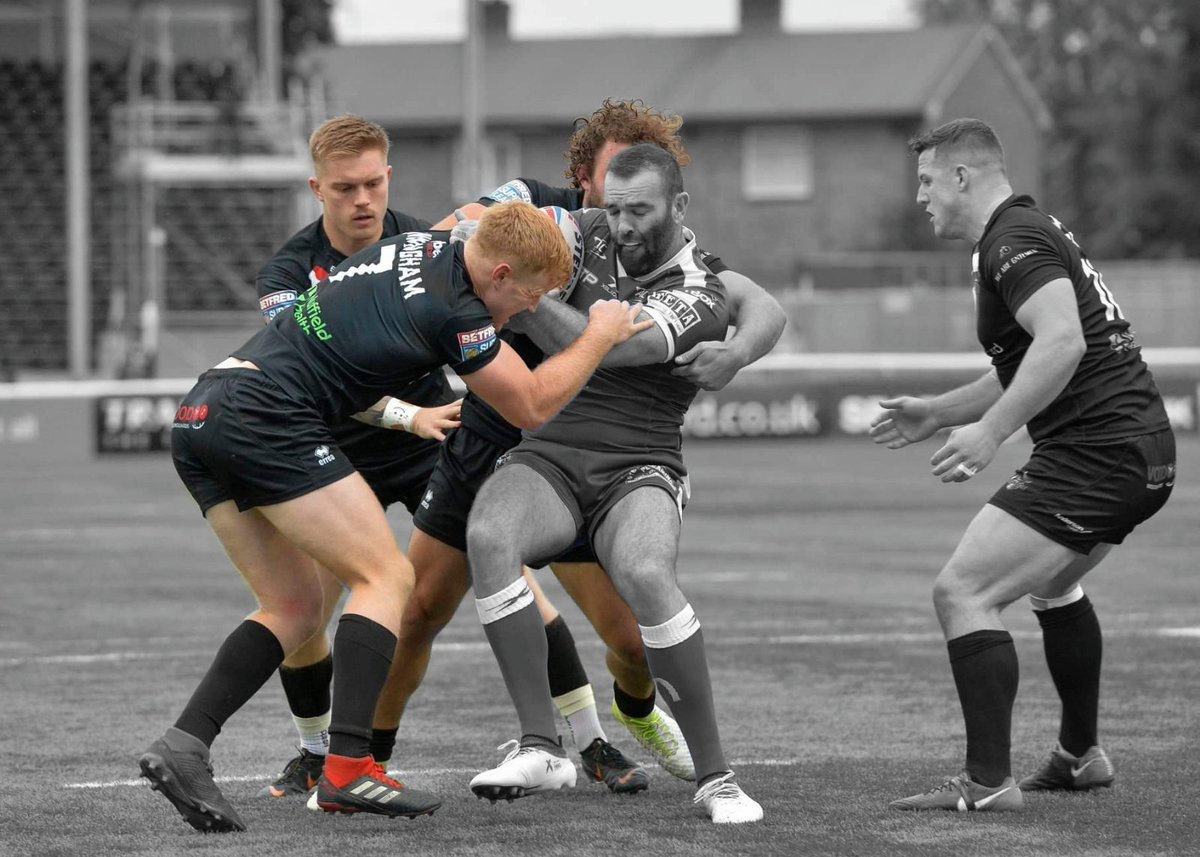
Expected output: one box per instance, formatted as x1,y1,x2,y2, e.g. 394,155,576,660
293,712,330,756
553,684,605,750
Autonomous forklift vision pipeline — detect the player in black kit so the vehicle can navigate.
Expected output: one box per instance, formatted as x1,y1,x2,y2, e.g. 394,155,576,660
871,118,1175,812
251,115,610,799
137,201,649,832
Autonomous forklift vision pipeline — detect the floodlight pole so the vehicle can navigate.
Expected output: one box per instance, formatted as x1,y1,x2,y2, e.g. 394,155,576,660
461,0,483,200
65,0,90,377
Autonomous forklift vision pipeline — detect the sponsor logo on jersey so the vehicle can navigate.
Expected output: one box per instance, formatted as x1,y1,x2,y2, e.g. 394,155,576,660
994,248,1038,283
644,291,702,335
314,445,336,466
486,179,533,204
259,289,298,320
681,288,718,311
309,266,329,285
458,324,497,361
293,283,333,341
425,239,446,259
589,235,608,259
998,245,1011,258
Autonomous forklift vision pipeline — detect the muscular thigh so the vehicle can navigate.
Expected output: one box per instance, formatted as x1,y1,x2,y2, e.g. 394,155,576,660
470,457,579,566
205,500,324,611
593,486,685,623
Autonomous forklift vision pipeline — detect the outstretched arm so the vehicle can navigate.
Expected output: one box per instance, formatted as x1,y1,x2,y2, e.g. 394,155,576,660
671,270,786,390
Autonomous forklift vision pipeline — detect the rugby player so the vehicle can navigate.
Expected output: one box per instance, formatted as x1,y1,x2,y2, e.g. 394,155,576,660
252,115,616,798
138,201,649,832
465,144,764,824
871,118,1175,811
369,100,786,791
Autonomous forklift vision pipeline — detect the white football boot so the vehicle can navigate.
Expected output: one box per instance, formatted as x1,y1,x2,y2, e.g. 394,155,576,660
470,739,577,802
694,772,764,824
612,701,696,781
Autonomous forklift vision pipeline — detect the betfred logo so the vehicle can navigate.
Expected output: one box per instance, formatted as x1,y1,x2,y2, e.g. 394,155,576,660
457,324,497,361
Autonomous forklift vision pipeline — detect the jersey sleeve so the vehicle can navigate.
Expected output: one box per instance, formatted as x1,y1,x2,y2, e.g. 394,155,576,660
480,177,581,209
985,222,1071,315
439,306,504,377
254,254,308,322
639,276,729,362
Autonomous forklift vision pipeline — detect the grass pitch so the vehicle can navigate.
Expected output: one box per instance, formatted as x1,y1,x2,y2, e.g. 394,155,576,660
2,434,1198,856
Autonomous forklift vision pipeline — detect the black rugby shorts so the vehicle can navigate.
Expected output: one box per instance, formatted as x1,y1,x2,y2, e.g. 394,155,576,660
987,428,1175,553
171,368,356,514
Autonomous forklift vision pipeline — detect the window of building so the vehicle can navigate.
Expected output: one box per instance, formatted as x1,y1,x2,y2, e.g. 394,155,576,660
742,125,813,200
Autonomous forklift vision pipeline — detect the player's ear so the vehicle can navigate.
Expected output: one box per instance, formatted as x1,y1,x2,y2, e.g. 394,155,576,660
673,191,689,222
308,176,322,201
490,261,513,287
575,164,592,192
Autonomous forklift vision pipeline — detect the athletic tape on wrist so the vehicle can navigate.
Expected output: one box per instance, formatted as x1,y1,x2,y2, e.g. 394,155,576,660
380,398,418,432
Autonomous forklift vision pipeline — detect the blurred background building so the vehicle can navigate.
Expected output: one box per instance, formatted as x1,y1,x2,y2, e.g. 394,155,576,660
1,0,1198,382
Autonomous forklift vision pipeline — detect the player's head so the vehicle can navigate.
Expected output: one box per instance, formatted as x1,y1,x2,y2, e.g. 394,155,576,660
603,143,688,277
908,118,1008,241
565,99,691,207
307,115,393,253
468,202,574,328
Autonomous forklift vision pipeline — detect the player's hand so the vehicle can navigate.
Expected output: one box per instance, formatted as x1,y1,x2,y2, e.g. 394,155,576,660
449,217,479,244
869,396,939,448
671,340,744,390
587,299,653,345
930,421,999,483
410,399,462,441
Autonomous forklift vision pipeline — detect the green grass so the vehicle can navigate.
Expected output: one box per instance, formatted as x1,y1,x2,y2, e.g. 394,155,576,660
2,435,1198,856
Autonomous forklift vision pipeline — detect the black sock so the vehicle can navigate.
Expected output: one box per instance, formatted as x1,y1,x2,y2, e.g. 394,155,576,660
369,727,399,764
1035,595,1101,756
327,614,396,758
279,653,333,719
613,681,655,719
947,629,1018,787
544,615,590,697
174,619,285,747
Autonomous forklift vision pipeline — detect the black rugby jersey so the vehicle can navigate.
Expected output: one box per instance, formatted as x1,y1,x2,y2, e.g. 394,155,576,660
253,209,453,458
974,195,1169,442
529,208,727,454
458,178,731,446
234,232,500,425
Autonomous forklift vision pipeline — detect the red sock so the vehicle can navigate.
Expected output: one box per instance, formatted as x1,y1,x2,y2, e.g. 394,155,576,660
323,753,373,788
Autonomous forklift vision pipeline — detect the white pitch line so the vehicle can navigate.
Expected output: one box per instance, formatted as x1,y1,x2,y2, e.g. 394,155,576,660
5,626,1198,669
65,758,800,790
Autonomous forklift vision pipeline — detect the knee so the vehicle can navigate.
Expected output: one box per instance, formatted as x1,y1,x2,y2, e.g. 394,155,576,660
268,591,327,643
399,586,457,644
465,519,520,590
932,566,976,625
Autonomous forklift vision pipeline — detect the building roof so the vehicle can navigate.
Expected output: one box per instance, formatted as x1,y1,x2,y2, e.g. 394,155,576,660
316,23,1050,129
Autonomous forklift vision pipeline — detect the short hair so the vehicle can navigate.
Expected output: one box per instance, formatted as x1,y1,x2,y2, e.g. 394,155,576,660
564,98,690,187
606,143,685,200
908,118,1005,166
309,115,390,171
473,202,573,294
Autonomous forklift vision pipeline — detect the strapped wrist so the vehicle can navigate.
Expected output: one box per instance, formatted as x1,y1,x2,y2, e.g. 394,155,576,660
380,398,419,432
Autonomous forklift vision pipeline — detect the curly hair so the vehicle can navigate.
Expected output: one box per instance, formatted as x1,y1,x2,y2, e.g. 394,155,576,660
564,99,690,187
